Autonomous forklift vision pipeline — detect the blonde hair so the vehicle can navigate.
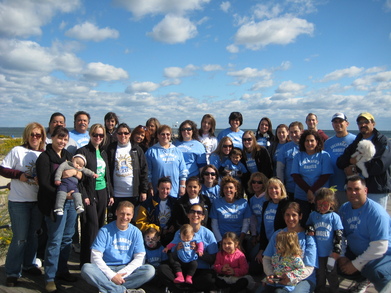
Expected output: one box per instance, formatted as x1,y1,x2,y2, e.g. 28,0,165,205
275,231,302,257
89,123,106,147
23,122,46,150
180,224,194,238
265,177,288,201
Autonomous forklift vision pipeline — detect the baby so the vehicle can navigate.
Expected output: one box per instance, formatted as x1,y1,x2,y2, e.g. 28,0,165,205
54,154,97,215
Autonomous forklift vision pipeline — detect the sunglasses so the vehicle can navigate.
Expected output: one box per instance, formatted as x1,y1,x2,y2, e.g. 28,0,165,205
30,133,42,138
203,172,216,176
242,138,252,142
160,133,171,136
189,210,203,215
92,133,104,138
251,180,263,184
223,144,233,148
181,127,192,132
138,125,147,130
117,132,130,136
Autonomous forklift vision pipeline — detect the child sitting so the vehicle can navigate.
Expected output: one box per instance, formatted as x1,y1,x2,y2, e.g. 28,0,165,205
144,227,168,268
163,224,204,284
220,147,247,181
54,154,97,215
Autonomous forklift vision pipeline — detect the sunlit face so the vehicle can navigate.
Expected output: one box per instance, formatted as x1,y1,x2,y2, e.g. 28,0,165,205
74,114,89,133
187,205,205,225
306,115,318,130
158,129,171,145
201,118,212,134
29,127,43,150
357,118,375,139
268,182,282,203
251,177,264,194
105,119,116,131
91,127,104,147
144,232,160,249
230,154,241,165
116,127,131,145
332,118,349,135
317,200,331,214
222,140,233,155
158,182,171,200
133,132,145,143
52,134,69,152
186,180,201,199
284,208,302,229
258,120,269,134
277,127,289,144
181,123,192,141
222,238,238,255
346,179,368,209
289,126,302,144
116,206,134,230
229,119,241,131
49,115,65,134
223,182,237,202
203,167,216,185
148,123,156,134
181,232,194,242
304,135,317,154
242,134,253,150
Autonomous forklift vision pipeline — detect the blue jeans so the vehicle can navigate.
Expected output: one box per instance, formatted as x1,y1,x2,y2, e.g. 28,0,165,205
255,280,315,293
5,201,42,277
81,263,155,293
367,193,389,210
44,200,77,282
361,254,391,292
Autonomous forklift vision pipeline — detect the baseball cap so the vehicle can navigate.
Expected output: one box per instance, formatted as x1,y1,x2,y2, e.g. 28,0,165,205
356,112,375,123
331,113,347,122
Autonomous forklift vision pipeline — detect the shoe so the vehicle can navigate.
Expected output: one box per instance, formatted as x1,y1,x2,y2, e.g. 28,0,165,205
56,271,77,282
348,280,371,293
173,272,185,283
6,276,18,287
23,266,42,276
185,275,193,284
126,289,146,293
72,243,81,253
45,281,57,292
54,209,64,216
76,206,84,214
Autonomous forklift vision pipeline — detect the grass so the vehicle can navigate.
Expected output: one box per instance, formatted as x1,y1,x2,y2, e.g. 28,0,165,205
0,137,23,156
0,190,11,259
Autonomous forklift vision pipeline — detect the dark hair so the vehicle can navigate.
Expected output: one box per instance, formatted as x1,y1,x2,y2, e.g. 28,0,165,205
188,203,206,215
299,129,323,153
74,110,90,122
200,165,219,186
198,114,216,137
186,176,201,187
347,175,366,187
49,112,66,124
256,117,274,140
117,123,131,133
306,113,318,121
104,112,119,125
178,120,199,141
228,112,243,126
274,124,290,143
158,176,172,187
52,125,69,138
144,227,161,237
283,201,302,216
220,176,242,199
230,147,243,158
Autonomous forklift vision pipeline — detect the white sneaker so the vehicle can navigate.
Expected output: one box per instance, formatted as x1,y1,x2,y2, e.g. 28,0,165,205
349,280,371,293
126,289,146,293
54,209,64,216
76,206,84,214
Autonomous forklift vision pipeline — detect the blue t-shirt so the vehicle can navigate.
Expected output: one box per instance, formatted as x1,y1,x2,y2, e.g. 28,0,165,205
339,199,391,257
69,130,90,149
209,153,228,170
306,211,343,257
264,228,318,291
145,245,168,267
245,152,258,174
291,151,333,201
221,159,247,180
174,140,207,177
249,195,267,234
263,202,278,241
324,133,356,191
277,142,300,193
217,128,244,149
201,184,221,204
92,221,145,266
210,197,251,238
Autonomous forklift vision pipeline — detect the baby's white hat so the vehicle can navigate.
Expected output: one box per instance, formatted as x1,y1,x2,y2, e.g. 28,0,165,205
73,154,87,166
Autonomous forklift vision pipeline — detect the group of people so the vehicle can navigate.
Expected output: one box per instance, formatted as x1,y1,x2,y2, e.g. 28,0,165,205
0,109,390,293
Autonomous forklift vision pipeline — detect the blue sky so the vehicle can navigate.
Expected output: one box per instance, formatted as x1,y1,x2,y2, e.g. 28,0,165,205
0,0,390,131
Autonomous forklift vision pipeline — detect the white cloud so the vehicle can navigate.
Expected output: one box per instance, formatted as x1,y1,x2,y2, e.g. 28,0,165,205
113,0,211,18
202,64,223,71
227,67,272,85
321,66,364,82
164,64,198,78
65,22,119,42
220,2,231,13
253,3,282,19
250,79,273,91
352,71,391,91
147,15,197,44
83,62,129,81
0,0,80,37
275,80,306,93
226,44,239,53
234,17,314,50
125,81,160,94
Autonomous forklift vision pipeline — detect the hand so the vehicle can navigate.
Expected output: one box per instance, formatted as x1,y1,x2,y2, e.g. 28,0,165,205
350,157,357,165
307,190,315,203
108,197,114,206
339,258,358,275
139,193,147,202
266,275,276,284
251,235,258,246
278,274,290,285
330,252,340,260
344,165,358,177
19,173,28,182
176,242,184,250
148,187,154,197
84,198,90,206
162,247,169,253
197,250,204,257
179,186,185,196
93,174,99,178
111,272,126,285
255,250,264,264
190,241,196,250
62,169,77,179
55,180,61,186
66,190,74,200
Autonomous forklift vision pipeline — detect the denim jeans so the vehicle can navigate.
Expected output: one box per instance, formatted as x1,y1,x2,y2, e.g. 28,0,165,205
5,201,42,277
255,280,315,293
367,193,389,210
361,254,391,292
44,200,77,282
81,263,155,293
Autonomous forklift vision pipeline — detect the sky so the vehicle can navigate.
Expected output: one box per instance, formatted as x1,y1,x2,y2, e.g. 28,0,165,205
0,0,390,131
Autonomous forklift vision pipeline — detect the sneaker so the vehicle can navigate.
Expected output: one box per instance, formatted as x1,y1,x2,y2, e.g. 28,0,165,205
349,279,371,293
76,206,84,214
126,289,146,293
56,271,77,282
54,209,64,216
72,243,81,253
45,281,57,292
6,276,18,287
23,266,42,276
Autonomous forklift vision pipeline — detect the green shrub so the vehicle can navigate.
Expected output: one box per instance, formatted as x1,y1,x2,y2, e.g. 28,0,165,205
0,190,11,258
0,138,23,156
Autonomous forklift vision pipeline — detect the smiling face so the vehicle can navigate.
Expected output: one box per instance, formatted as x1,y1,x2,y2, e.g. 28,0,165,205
181,123,193,141
186,180,201,199
289,125,302,144
306,114,318,130
116,206,134,230
202,167,217,185
201,118,212,134
29,127,43,150
91,127,104,148
332,118,349,136
304,134,317,154
251,176,264,194
357,118,375,139
105,118,116,132
158,128,171,146
187,205,205,226
74,114,89,134
158,182,171,200
284,208,302,230
52,134,69,153
133,132,145,143
222,237,238,255
223,182,237,203
242,133,253,150
258,120,269,134
148,122,156,134
221,139,233,155
49,115,65,134
268,182,282,203
229,119,241,131
117,126,131,145
346,179,368,209
277,127,289,144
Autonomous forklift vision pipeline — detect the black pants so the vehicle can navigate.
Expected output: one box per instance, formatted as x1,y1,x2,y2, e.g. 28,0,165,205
169,252,197,276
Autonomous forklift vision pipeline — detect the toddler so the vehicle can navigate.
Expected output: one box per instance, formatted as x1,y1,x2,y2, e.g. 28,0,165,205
144,227,168,268
220,147,247,180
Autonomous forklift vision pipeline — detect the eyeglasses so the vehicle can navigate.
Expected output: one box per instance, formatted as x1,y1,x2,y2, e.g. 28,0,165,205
223,144,232,148
203,172,216,176
189,210,203,215
242,138,252,142
181,127,192,132
117,132,130,136
30,133,42,138
160,133,171,136
92,133,104,138
251,180,263,184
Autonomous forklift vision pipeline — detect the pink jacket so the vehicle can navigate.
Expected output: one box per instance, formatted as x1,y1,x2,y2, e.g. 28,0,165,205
213,249,248,277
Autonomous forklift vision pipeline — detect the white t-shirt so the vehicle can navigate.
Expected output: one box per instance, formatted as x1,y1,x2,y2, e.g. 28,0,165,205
113,143,134,197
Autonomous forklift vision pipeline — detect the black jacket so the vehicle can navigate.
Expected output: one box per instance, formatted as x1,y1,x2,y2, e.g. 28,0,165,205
173,193,211,229
337,128,391,193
